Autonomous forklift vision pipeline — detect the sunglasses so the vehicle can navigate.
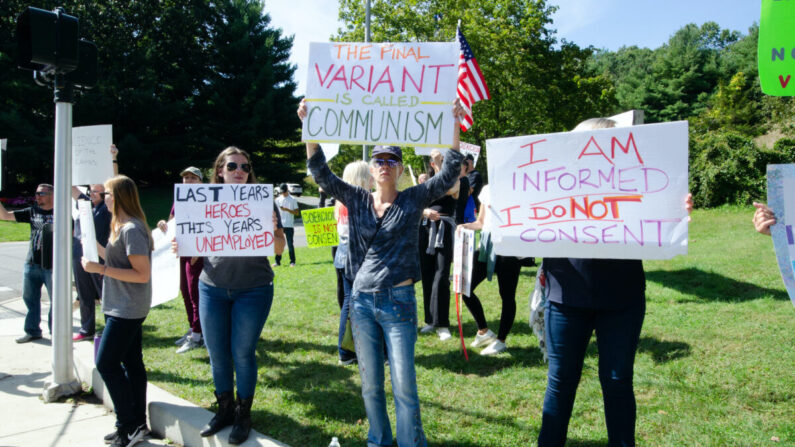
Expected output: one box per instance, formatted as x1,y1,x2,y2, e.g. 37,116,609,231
226,162,251,173
34,191,51,197
372,158,401,168
99,192,113,198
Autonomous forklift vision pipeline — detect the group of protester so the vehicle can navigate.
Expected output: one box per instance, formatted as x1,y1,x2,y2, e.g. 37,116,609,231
9,96,789,447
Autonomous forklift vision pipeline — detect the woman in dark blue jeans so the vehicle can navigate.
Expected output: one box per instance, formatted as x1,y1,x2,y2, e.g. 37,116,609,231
538,118,693,446
82,175,153,447
192,146,277,445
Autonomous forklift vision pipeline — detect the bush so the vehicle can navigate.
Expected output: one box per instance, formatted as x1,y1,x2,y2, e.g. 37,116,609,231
689,131,768,207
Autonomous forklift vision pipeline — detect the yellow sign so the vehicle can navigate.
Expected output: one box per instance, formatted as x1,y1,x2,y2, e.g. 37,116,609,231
301,206,339,247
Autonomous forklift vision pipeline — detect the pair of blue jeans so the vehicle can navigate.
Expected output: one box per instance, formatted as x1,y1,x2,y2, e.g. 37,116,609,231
22,263,52,337
96,315,147,431
538,299,645,447
199,280,274,399
350,285,427,447
337,275,355,360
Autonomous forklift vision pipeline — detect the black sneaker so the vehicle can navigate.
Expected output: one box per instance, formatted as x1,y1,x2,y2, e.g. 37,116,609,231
103,429,119,444
109,424,147,446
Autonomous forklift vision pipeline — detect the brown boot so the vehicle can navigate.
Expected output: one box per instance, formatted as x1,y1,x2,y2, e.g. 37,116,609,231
200,391,234,437
228,395,253,445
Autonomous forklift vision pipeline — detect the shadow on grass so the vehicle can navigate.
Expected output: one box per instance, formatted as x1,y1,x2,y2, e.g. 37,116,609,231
637,336,690,363
645,267,788,302
566,439,609,446
416,344,545,376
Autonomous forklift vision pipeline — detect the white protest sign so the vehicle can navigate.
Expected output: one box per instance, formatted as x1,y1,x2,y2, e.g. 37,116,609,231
72,125,114,185
303,42,459,148
453,228,475,296
460,142,480,166
486,121,689,260
608,110,644,127
151,219,180,307
78,200,99,262
174,184,275,257
0,139,5,191
765,164,795,307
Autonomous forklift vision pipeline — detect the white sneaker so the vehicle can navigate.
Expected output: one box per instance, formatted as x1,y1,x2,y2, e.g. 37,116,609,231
437,327,452,341
480,340,507,356
419,324,435,334
174,330,191,346
470,329,497,348
176,337,203,354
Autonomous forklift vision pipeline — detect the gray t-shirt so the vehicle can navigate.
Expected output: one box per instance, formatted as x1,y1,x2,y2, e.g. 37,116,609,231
308,147,462,292
102,218,152,319
200,256,274,290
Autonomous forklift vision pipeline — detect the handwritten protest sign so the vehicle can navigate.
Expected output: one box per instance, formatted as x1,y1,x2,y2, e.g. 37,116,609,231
174,184,274,257
302,42,459,147
759,0,795,95
72,125,114,185
453,228,475,296
301,207,338,247
765,164,795,307
486,121,689,259
77,200,98,262
415,142,480,165
151,219,180,307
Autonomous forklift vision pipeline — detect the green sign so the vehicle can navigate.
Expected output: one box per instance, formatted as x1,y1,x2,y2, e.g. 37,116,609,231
301,206,339,247
759,0,795,96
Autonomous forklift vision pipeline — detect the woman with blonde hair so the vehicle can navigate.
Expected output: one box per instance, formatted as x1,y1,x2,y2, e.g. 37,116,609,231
82,175,153,447
334,160,373,365
300,99,466,447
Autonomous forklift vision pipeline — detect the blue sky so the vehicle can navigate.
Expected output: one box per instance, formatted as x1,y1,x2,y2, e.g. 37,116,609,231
267,0,761,94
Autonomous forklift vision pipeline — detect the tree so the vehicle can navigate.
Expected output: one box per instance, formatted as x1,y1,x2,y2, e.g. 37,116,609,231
0,0,302,192
336,0,617,178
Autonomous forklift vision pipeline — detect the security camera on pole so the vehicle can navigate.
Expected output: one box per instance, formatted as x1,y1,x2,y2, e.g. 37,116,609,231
16,6,98,401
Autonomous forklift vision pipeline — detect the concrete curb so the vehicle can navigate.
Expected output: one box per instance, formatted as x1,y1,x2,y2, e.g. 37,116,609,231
72,340,290,447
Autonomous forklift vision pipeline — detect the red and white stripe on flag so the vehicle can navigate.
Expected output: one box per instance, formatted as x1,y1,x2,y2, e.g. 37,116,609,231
456,27,490,131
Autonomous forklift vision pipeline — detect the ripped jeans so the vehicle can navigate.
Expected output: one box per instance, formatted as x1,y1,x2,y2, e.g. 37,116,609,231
351,285,427,447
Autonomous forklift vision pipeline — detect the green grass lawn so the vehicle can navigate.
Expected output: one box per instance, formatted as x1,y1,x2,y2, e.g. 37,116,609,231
0,220,30,242
100,206,793,445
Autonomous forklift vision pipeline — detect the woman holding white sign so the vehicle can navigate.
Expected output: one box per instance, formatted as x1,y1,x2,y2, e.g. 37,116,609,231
300,99,465,447
194,146,276,445
81,175,153,446
537,118,693,446
458,183,523,355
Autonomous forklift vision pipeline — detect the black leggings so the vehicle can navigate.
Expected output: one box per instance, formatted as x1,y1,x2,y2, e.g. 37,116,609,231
419,224,453,327
461,253,521,341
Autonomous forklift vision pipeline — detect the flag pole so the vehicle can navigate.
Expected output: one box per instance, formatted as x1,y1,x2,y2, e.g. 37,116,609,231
362,0,372,161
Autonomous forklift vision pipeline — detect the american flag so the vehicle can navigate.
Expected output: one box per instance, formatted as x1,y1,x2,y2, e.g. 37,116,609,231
456,26,490,131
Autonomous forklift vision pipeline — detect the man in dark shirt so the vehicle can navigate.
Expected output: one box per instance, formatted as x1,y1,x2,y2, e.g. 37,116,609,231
0,184,55,343
71,184,112,341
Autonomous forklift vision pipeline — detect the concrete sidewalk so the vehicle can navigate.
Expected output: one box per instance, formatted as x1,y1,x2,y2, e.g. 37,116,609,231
0,294,290,447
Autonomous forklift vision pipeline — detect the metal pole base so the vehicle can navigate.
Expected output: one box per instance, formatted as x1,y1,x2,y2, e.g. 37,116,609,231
42,377,81,402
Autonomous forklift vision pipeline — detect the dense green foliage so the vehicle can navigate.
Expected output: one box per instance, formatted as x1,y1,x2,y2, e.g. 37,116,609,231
0,0,303,193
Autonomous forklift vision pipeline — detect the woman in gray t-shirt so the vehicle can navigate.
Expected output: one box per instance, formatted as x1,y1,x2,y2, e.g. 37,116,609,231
82,175,153,446
196,146,276,445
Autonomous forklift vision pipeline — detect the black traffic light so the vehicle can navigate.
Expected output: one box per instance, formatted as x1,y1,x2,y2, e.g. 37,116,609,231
16,6,97,89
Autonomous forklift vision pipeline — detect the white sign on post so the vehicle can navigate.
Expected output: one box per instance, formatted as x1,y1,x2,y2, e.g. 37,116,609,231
151,219,180,307
72,125,114,185
486,121,689,260
0,138,6,191
174,184,275,257
453,228,475,296
302,42,459,148
78,200,99,263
